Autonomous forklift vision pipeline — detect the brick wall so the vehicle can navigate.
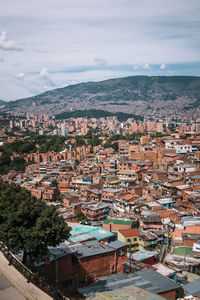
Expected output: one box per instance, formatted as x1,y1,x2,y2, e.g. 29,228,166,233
183,238,196,247
103,223,132,232
141,256,155,265
39,245,127,295
160,289,176,300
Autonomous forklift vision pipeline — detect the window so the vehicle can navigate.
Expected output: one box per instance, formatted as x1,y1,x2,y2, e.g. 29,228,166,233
127,239,131,243
62,279,72,288
119,250,125,256
134,238,137,241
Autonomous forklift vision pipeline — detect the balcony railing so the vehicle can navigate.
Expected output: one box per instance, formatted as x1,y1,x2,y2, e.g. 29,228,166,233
0,241,69,300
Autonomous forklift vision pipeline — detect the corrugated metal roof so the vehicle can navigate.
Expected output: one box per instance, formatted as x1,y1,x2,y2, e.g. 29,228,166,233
131,250,158,261
78,269,179,297
71,239,126,258
184,278,200,296
82,285,165,299
68,225,115,243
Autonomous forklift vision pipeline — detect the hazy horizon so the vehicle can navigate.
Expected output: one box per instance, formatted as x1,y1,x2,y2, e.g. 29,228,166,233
1,73,200,103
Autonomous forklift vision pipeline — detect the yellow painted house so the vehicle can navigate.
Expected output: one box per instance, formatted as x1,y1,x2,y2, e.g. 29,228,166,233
117,229,154,252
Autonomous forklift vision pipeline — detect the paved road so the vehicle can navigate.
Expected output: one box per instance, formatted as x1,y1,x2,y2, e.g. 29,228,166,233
0,272,26,300
0,251,52,300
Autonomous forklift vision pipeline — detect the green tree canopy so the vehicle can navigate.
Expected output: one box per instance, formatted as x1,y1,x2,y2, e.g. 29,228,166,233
0,135,66,175
0,181,71,266
11,157,26,172
77,212,89,223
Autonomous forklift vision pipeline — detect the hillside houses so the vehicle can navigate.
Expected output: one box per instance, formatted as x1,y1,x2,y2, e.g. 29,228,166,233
2,114,200,298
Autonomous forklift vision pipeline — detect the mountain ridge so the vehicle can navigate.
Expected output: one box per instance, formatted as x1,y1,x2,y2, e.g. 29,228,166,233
1,75,200,116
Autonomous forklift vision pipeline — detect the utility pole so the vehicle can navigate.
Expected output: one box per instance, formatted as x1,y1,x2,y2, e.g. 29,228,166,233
167,224,170,250
183,248,186,271
129,241,132,272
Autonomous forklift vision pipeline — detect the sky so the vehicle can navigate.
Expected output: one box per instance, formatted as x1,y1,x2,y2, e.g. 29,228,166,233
0,0,200,101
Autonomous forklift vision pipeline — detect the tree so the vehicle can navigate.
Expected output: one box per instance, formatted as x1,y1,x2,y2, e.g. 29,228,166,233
0,153,11,174
87,135,101,147
11,157,26,172
75,137,86,147
56,194,64,203
0,181,71,266
168,123,176,133
77,212,89,223
171,188,177,196
104,141,118,151
176,286,185,299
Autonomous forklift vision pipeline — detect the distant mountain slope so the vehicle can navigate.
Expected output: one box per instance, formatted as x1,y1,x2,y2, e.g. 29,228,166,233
0,99,5,104
1,76,200,116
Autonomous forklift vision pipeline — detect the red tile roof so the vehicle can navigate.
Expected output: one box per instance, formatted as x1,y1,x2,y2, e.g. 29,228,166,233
119,228,141,237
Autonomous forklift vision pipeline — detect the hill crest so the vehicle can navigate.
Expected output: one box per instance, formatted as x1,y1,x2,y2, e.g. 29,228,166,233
1,75,200,117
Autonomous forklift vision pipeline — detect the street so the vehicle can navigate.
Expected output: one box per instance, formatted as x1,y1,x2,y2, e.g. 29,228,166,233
0,272,26,300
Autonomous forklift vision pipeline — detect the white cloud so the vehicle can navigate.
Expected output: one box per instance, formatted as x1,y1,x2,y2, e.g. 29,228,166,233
160,63,166,70
94,54,107,67
133,63,151,70
39,67,56,87
15,72,25,79
0,31,24,51
0,0,200,100
143,63,151,70
39,67,49,78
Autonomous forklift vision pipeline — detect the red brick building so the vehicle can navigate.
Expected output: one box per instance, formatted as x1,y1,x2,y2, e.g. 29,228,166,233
36,239,127,296
103,219,136,232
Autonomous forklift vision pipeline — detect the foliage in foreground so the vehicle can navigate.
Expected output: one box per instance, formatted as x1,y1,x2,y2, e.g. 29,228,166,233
0,181,71,266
